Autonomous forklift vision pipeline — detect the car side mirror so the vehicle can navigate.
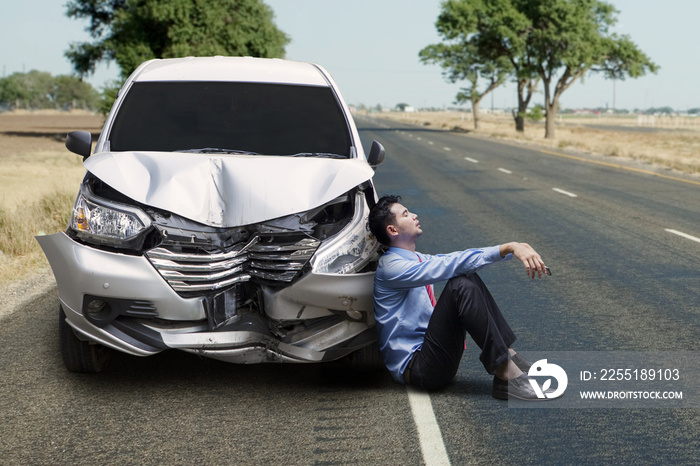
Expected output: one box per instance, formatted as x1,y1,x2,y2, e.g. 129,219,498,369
367,140,385,169
65,131,92,159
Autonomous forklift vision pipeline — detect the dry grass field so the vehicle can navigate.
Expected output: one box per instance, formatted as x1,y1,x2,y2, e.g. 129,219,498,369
377,111,700,174
0,110,698,289
0,111,103,287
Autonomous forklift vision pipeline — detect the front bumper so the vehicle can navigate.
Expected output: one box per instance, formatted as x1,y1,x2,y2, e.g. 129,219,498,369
37,233,376,363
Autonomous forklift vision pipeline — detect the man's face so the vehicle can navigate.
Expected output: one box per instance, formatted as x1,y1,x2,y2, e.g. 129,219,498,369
387,203,422,244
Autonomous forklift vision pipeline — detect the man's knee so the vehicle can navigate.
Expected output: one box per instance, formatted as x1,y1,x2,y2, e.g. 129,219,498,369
441,273,494,315
445,274,482,295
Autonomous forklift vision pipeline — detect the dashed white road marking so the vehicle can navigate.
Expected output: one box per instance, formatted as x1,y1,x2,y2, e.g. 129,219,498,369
428,141,434,145
464,157,479,163
443,147,451,151
407,387,451,466
665,229,700,244
552,187,578,198
497,168,512,174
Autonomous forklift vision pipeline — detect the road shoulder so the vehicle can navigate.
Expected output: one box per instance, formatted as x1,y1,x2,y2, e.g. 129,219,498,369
0,267,55,320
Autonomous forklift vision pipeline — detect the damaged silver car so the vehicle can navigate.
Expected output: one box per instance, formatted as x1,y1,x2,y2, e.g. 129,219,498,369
38,57,386,372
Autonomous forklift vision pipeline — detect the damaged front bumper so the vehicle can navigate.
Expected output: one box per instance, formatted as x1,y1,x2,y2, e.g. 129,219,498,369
37,232,376,364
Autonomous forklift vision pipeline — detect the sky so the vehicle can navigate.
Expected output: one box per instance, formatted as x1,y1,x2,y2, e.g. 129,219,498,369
1,0,698,111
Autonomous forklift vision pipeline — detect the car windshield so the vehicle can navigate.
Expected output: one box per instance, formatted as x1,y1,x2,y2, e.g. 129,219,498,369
109,82,352,157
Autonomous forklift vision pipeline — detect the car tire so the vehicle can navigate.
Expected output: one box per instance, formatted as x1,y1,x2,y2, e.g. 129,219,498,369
348,342,385,372
59,305,110,373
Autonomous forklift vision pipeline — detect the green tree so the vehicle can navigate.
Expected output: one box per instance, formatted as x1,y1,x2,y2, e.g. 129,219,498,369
0,74,24,109
422,0,657,138
52,74,100,110
421,39,509,130
97,80,122,115
420,0,537,132
65,0,290,80
0,71,100,110
519,0,657,138
526,104,544,122
0,71,54,109
646,107,674,115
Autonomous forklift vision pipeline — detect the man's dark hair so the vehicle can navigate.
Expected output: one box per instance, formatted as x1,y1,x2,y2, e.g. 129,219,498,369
368,195,401,246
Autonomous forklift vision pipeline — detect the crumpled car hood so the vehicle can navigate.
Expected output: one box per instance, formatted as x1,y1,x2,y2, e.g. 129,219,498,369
84,151,374,227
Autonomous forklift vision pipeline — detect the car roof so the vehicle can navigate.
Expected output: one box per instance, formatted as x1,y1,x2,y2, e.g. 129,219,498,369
132,56,330,86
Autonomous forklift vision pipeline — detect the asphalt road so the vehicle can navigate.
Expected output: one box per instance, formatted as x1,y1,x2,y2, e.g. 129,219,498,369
2,115,699,464
359,115,700,464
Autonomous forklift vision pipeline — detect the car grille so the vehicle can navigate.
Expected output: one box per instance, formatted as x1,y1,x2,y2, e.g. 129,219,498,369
145,235,320,294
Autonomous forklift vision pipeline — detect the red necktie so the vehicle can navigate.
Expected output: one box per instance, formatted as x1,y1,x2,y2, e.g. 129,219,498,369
418,255,460,347
417,256,437,307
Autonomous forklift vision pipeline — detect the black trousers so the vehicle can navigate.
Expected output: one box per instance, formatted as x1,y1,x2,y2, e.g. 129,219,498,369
407,273,516,390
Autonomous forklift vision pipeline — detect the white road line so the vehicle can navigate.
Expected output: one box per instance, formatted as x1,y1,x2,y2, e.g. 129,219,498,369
407,387,451,466
497,168,512,174
443,147,451,151
665,229,700,243
464,157,479,163
416,137,422,141
428,141,434,145
552,187,578,198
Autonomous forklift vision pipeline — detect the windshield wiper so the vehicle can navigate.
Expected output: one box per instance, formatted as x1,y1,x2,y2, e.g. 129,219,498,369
175,148,260,155
288,152,346,159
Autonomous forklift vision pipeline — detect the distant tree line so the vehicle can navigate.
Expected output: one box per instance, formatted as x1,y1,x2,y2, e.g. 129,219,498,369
381,103,697,116
642,107,695,115
559,107,699,115
0,70,100,111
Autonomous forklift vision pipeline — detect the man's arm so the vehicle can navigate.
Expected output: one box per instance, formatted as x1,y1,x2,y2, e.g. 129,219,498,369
378,247,504,289
499,242,547,279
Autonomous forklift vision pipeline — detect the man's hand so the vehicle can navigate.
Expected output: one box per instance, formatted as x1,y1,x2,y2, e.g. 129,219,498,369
500,242,547,279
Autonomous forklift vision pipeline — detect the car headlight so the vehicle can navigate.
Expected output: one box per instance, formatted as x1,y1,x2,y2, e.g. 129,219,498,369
311,192,379,274
69,185,151,249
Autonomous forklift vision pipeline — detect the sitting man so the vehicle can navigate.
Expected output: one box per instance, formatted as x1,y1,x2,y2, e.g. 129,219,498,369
368,195,552,400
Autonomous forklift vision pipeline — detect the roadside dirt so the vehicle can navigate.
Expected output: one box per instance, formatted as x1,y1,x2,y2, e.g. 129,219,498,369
0,112,103,319
0,268,54,319
0,111,103,155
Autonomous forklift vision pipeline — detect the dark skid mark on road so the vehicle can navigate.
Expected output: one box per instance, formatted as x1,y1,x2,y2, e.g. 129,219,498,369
311,393,372,465
472,187,532,193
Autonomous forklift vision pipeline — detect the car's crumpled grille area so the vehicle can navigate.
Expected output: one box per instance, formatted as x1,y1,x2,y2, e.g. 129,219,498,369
145,235,320,294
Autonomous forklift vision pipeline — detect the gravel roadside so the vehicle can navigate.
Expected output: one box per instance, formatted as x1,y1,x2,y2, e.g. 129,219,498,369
0,267,56,320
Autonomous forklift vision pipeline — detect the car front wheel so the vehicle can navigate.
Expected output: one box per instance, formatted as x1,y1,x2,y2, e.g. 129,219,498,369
348,342,385,372
59,305,110,373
